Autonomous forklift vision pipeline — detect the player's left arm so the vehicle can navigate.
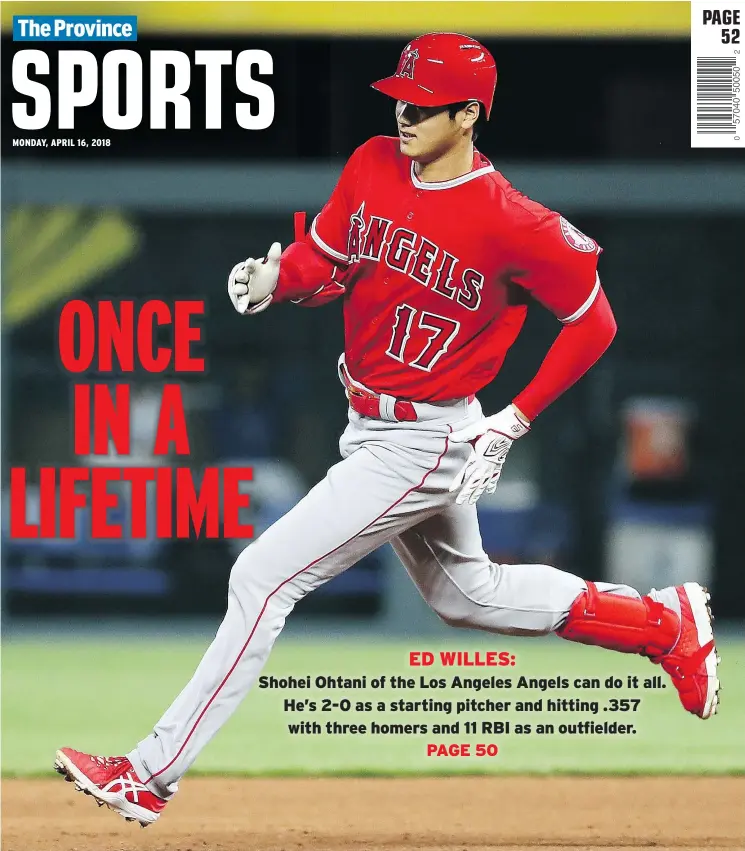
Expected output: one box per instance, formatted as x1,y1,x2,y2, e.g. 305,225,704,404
450,214,615,504
512,276,616,419
508,212,616,419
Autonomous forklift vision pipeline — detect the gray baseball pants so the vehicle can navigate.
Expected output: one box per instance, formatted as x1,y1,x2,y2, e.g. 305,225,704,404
129,396,639,797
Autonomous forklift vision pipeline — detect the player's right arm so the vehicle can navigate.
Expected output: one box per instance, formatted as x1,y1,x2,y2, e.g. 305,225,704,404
273,141,369,303
228,142,367,314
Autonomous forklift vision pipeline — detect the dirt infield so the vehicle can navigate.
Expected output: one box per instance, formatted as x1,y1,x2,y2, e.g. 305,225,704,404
2,776,743,851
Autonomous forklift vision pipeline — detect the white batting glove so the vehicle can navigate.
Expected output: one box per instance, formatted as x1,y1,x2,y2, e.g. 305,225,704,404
448,405,531,505
227,242,282,315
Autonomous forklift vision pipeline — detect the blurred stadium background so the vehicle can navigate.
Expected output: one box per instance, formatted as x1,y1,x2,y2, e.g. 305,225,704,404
2,1,744,779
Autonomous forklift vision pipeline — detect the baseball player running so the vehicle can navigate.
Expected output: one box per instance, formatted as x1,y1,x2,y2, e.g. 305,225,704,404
56,33,719,826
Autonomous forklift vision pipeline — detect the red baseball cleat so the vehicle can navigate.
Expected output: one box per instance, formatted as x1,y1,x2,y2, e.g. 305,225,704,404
54,748,167,826
648,582,720,719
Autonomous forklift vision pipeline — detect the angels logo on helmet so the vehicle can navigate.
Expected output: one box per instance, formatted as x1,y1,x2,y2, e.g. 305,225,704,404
397,47,419,80
559,217,598,253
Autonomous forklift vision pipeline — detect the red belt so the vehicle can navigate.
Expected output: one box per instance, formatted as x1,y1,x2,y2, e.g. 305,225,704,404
339,362,417,422
341,364,474,423
345,383,418,422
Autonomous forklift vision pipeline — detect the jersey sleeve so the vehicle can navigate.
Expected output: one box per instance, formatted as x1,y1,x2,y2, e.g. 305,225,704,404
510,212,602,324
309,142,368,265
291,265,347,308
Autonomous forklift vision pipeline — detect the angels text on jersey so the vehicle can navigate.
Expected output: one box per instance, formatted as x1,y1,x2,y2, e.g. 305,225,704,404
346,202,484,312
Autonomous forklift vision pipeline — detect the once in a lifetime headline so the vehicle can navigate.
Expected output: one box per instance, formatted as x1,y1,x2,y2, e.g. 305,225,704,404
11,15,275,131
9,299,254,541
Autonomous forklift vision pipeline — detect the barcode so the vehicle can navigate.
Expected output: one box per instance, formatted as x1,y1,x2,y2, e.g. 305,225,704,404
695,56,737,134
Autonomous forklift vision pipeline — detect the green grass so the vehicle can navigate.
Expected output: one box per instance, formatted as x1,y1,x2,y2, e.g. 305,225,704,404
3,634,743,776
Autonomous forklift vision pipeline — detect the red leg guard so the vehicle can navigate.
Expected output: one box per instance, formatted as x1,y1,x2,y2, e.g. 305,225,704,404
556,581,679,657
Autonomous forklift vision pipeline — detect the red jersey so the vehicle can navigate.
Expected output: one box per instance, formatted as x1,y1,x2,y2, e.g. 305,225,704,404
306,136,602,402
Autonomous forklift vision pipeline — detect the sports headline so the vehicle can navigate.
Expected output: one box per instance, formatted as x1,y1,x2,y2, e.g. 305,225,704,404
9,299,255,541
10,15,275,131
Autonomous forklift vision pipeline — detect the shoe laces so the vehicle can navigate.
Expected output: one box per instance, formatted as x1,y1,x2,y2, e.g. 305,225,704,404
91,755,128,768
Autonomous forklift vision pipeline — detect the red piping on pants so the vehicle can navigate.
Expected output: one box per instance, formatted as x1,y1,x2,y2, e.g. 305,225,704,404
145,433,451,784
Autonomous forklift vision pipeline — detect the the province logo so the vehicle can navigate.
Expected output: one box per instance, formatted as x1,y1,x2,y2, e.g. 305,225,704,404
559,217,597,253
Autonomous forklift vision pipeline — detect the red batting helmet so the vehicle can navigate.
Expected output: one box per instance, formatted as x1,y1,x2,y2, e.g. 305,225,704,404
371,32,497,119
